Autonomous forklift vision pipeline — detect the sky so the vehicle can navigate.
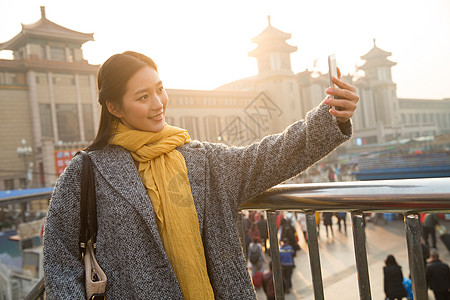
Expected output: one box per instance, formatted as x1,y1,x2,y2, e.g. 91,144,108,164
0,0,449,100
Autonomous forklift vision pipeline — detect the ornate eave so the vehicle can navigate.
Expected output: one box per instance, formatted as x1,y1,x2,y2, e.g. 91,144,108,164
248,43,297,57
359,39,397,70
361,39,392,60
249,16,297,57
0,7,94,51
251,16,293,43
0,58,99,73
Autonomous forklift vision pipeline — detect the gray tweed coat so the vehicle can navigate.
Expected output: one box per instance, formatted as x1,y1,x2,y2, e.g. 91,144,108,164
43,103,352,299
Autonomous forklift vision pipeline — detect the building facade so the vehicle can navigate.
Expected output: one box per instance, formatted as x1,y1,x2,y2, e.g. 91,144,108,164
1,10,449,190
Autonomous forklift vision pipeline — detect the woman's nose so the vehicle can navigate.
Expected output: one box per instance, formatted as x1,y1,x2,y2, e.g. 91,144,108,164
150,95,164,110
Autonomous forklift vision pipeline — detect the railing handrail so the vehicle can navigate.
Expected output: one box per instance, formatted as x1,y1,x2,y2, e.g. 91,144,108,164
23,177,450,299
239,177,450,213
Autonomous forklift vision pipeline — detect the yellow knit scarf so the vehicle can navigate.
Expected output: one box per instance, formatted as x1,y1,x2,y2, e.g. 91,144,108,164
110,122,214,299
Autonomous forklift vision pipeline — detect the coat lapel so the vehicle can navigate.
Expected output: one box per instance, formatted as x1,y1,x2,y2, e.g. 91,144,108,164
89,145,163,246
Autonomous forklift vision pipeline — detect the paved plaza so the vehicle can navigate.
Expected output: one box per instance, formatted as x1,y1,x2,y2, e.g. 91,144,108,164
255,216,450,300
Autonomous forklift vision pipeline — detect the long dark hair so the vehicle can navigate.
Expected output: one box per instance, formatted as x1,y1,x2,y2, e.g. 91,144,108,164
385,254,399,266
86,51,157,151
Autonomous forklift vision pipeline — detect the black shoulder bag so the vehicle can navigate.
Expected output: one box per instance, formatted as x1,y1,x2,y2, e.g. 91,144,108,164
78,151,107,300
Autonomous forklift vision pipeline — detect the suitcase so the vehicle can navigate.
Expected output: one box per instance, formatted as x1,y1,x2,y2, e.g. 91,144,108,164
252,271,263,288
440,233,450,251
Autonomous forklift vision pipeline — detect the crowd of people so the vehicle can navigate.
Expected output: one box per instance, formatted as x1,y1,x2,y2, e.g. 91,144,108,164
242,210,353,297
242,211,450,299
383,249,450,300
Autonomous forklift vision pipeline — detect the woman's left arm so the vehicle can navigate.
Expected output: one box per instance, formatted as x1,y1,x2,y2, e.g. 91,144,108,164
206,79,359,208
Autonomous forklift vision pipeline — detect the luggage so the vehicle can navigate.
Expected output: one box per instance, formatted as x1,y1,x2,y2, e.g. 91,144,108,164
252,271,263,288
440,233,450,251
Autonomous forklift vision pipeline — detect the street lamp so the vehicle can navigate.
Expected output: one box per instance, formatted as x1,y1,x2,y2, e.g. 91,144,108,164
16,138,33,189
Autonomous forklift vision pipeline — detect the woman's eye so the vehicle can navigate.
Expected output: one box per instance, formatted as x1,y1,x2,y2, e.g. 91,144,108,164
138,94,148,101
157,87,164,93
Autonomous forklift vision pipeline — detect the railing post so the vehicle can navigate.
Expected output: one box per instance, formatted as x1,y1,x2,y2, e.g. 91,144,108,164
351,212,372,300
306,211,324,300
404,213,428,300
267,210,284,300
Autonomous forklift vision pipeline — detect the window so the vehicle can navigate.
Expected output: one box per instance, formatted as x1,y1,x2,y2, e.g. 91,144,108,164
180,117,198,139
82,104,95,141
19,178,26,189
205,116,221,141
50,47,65,61
67,48,75,62
4,179,14,190
39,104,53,138
56,104,80,142
52,74,75,85
40,46,46,60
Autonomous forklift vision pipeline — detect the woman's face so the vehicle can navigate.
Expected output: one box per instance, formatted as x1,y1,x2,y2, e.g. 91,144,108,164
114,66,168,132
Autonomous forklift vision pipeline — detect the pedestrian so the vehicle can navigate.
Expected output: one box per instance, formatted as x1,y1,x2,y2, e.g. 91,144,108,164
422,239,430,269
383,255,408,300
336,212,347,234
296,212,308,243
43,51,358,298
322,212,334,238
248,238,265,276
422,213,439,249
242,213,252,235
280,238,295,294
426,249,450,300
257,214,269,254
262,262,275,300
315,211,321,236
280,219,300,256
248,222,261,244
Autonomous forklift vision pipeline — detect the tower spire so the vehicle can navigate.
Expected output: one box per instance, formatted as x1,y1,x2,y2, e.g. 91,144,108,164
40,6,46,19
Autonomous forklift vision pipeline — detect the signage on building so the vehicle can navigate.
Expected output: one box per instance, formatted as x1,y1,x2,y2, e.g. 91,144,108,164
54,149,79,176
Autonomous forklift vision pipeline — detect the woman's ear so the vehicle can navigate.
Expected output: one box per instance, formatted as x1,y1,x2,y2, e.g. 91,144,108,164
106,101,122,118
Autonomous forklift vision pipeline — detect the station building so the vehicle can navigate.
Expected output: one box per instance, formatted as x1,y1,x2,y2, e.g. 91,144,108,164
1,8,449,190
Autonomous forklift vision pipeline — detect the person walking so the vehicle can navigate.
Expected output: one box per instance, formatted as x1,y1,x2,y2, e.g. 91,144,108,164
426,249,450,300
43,51,358,299
383,255,408,300
262,263,275,300
279,238,295,294
257,214,269,254
322,212,334,238
248,222,261,244
280,220,300,257
315,212,321,236
336,212,347,234
297,212,308,243
248,238,265,276
423,213,439,249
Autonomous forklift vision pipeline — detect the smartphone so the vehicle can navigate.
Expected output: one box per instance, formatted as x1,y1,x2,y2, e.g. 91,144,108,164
328,54,339,113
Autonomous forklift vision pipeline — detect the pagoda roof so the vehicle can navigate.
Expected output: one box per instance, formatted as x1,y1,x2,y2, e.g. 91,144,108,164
249,16,297,57
251,16,293,44
361,39,392,60
0,6,94,51
359,39,396,70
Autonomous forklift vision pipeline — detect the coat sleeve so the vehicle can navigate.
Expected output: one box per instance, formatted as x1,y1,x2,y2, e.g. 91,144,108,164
205,103,352,209
43,154,86,299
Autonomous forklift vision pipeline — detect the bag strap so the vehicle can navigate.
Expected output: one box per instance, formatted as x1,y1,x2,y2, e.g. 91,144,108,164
78,150,98,257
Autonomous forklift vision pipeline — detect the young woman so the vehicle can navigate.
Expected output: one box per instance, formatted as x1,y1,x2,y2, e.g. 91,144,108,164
43,51,358,299
384,255,408,300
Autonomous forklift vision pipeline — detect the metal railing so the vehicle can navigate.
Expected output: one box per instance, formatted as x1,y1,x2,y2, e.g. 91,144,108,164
23,177,450,299
239,177,450,300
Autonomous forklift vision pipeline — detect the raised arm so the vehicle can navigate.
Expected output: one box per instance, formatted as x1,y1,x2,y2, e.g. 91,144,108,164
206,102,352,209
